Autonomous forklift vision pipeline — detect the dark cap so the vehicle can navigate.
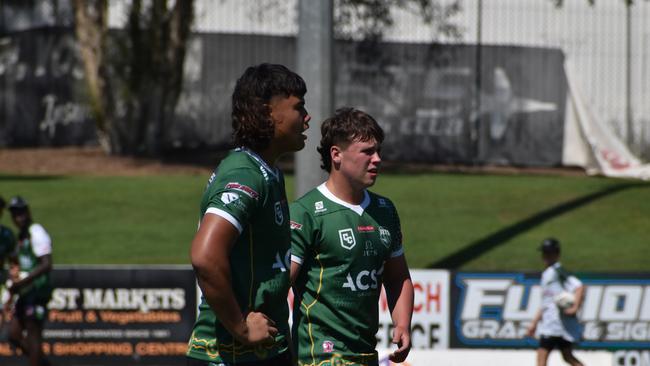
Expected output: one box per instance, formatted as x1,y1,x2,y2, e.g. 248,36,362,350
539,237,560,253
8,196,29,210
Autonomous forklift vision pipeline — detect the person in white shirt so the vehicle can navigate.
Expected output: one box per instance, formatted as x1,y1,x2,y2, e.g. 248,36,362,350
527,238,585,366
7,196,53,366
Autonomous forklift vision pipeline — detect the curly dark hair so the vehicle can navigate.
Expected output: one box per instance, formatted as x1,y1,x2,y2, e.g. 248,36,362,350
317,108,384,172
231,63,307,151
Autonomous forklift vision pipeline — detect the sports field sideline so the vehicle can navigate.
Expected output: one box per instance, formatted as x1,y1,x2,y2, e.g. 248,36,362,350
1,172,647,272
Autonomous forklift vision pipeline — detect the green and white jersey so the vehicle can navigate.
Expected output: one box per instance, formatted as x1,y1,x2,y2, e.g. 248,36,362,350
16,223,52,299
187,148,291,364
0,224,16,282
290,183,404,366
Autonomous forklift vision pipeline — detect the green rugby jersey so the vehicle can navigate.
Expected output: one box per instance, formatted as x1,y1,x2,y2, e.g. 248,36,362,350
290,184,404,366
0,224,16,282
187,148,291,364
16,223,52,300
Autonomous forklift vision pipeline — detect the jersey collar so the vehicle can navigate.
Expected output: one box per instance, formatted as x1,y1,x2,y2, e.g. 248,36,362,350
237,147,280,181
317,183,370,216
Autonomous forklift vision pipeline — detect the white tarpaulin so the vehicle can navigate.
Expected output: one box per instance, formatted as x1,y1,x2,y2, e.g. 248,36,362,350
563,60,650,180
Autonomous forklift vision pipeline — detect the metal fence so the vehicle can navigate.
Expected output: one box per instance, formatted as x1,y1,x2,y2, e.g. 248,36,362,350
1,0,648,162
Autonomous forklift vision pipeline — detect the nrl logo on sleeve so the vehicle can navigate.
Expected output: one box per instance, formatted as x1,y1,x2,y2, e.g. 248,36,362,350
220,192,239,204
225,182,259,200
338,228,356,249
274,201,284,225
379,226,391,247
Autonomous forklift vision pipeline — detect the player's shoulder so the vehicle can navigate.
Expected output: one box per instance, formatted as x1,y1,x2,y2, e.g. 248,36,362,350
291,187,324,212
367,190,396,209
29,223,48,235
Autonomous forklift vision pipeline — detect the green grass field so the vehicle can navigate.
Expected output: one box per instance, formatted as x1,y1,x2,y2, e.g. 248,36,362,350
1,172,648,272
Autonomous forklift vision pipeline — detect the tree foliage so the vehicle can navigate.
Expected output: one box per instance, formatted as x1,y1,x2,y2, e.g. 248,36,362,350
73,0,193,156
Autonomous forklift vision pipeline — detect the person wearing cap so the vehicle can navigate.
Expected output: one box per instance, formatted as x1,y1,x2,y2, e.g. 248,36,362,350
6,196,53,366
526,238,584,366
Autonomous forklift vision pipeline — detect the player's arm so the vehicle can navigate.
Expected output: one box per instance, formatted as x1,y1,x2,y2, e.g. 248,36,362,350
290,261,301,287
191,214,277,345
383,254,414,363
527,308,542,337
564,283,584,316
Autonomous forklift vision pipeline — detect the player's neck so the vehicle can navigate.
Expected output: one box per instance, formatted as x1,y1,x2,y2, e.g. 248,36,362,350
252,147,278,168
325,176,365,205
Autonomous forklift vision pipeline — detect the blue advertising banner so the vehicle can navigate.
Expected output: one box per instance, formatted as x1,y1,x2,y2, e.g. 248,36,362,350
451,272,650,350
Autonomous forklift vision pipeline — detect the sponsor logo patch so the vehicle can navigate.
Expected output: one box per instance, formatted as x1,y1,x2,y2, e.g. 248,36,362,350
290,220,303,230
338,228,356,250
225,182,259,200
322,340,334,353
357,225,375,232
314,201,327,213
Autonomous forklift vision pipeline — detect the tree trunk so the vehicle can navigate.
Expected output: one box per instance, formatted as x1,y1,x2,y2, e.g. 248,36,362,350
72,0,114,154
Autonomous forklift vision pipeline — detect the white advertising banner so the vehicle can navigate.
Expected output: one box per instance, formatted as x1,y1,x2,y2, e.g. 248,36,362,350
377,270,450,350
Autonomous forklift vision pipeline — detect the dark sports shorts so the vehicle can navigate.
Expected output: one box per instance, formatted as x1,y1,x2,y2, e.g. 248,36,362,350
15,291,49,325
539,335,574,351
186,351,292,366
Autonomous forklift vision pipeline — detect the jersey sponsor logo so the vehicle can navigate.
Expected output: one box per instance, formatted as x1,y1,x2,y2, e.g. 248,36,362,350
322,340,334,353
290,221,303,230
364,240,378,257
224,182,259,200
338,228,356,250
378,198,388,207
274,201,284,225
259,165,269,181
453,273,650,349
342,265,384,292
357,225,375,232
379,226,392,248
314,201,327,213
220,192,239,204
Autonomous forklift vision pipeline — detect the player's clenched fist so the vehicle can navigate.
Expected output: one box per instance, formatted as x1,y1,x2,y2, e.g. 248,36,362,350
233,311,278,346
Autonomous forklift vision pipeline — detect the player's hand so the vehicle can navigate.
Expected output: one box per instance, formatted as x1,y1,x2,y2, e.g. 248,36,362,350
526,323,537,337
564,305,579,316
389,325,411,363
234,312,278,346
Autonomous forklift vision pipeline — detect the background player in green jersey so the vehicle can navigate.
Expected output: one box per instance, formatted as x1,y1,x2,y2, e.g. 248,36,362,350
6,196,53,366
0,196,16,288
0,196,17,324
188,63,310,366
290,108,414,366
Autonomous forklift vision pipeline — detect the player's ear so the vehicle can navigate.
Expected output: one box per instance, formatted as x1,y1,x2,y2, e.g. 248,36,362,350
331,145,342,166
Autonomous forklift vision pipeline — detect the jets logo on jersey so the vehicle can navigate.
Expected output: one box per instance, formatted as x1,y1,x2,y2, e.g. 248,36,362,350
338,228,356,250
220,192,239,204
379,226,392,248
274,201,284,225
